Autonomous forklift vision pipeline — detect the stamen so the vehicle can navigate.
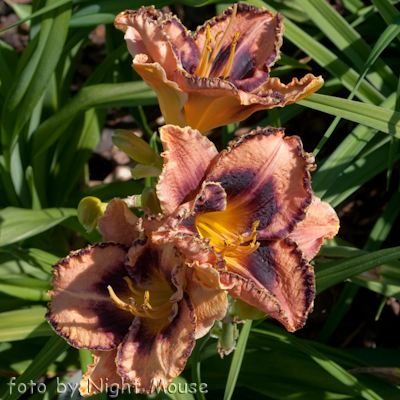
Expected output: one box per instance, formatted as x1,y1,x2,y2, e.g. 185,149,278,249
196,213,260,258
108,285,130,311
123,276,143,297
107,285,147,317
204,3,238,77
194,25,212,77
221,31,240,78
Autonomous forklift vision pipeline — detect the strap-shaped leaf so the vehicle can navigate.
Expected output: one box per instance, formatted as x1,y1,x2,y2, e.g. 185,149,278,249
0,207,76,247
315,246,400,294
0,334,69,400
0,307,52,342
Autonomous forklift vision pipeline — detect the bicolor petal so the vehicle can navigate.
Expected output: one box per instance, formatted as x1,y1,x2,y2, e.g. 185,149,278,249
218,238,315,332
116,293,196,393
290,197,340,260
193,4,283,91
204,126,315,240
157,125,218,214
98,198,139,246
46,243,132,350
80,350,124,397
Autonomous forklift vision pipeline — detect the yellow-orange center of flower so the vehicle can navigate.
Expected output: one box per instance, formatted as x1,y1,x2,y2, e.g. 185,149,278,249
194,4,240,79
195,211,260,259
108,276,172,319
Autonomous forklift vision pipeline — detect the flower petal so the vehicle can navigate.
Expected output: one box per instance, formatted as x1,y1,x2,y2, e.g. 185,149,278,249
205,126,315,240
114,6,178,76
290,197,340,260
126,216,186,302
172,71,265,132
172,71,320,133
134,55,188,126
254,74,324,105
186,268,227,339
116,292,196,393
160,14,199,74
46,243,133,350
80,349,125,398
157,125,218,215
98,198,139,246
194,3,283,91
153,182,227,268
219,238,315,332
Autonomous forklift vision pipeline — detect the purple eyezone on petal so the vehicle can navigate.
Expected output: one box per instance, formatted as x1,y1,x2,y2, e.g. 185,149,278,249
154,124,339,332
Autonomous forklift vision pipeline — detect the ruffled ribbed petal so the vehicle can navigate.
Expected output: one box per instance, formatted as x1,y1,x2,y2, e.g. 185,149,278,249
98,198,139,246
79,349,124,397
290,197,340,260
194,3,283,91
116,293,196,393
205,126,315,240
46,243,132,350
219,238,315,332
157,125,218,215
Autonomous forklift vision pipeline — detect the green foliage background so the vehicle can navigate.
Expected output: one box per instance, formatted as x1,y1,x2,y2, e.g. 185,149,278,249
0,0,400,399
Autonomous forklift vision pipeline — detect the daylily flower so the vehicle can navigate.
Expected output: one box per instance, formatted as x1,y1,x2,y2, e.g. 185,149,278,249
46,198,227,396
114,3,324,133
153,125,340,332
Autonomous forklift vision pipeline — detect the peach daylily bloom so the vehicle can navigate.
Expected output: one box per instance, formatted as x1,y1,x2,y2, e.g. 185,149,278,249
46,199,227,396
115,3,324,133
153,125,339,332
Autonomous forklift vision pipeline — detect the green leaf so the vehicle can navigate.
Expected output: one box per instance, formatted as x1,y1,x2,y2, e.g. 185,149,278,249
371,0,400,43
249,0,385,105
0,40,18,99
313,14,400,156
297,0,397,96
0,307,52,342
191,333,210,400
323,139,400,207
0,0,71,35
0,334,69,400
315,246,400,294
1,0,71,167
31,81,157,158
253,326,385,400
0,207,76,247
67,180,144,207
223,320,252,400
299,93,400,138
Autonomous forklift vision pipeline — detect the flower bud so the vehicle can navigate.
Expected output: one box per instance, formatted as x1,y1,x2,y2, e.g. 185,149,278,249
112,129,163,168
131,164,162,180
77,196,107,233
141,187,162,214
233,299,267,320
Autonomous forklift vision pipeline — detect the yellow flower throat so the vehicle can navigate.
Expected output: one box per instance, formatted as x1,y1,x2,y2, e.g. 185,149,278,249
108,276,172,320
194,4,239,79
196,211,260,258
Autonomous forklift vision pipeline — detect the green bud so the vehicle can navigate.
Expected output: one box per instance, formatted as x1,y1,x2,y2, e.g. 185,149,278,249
131,164,162,180
233,299,267,320
217,318,238,358
112,129,163,168
141,187,162,214
77,196,107,233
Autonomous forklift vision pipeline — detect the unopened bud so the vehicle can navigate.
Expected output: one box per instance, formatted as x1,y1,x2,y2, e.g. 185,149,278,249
233,298,267,320
131,164,162,180
77,196,107,233
112,129,163,167
141,187,162,214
